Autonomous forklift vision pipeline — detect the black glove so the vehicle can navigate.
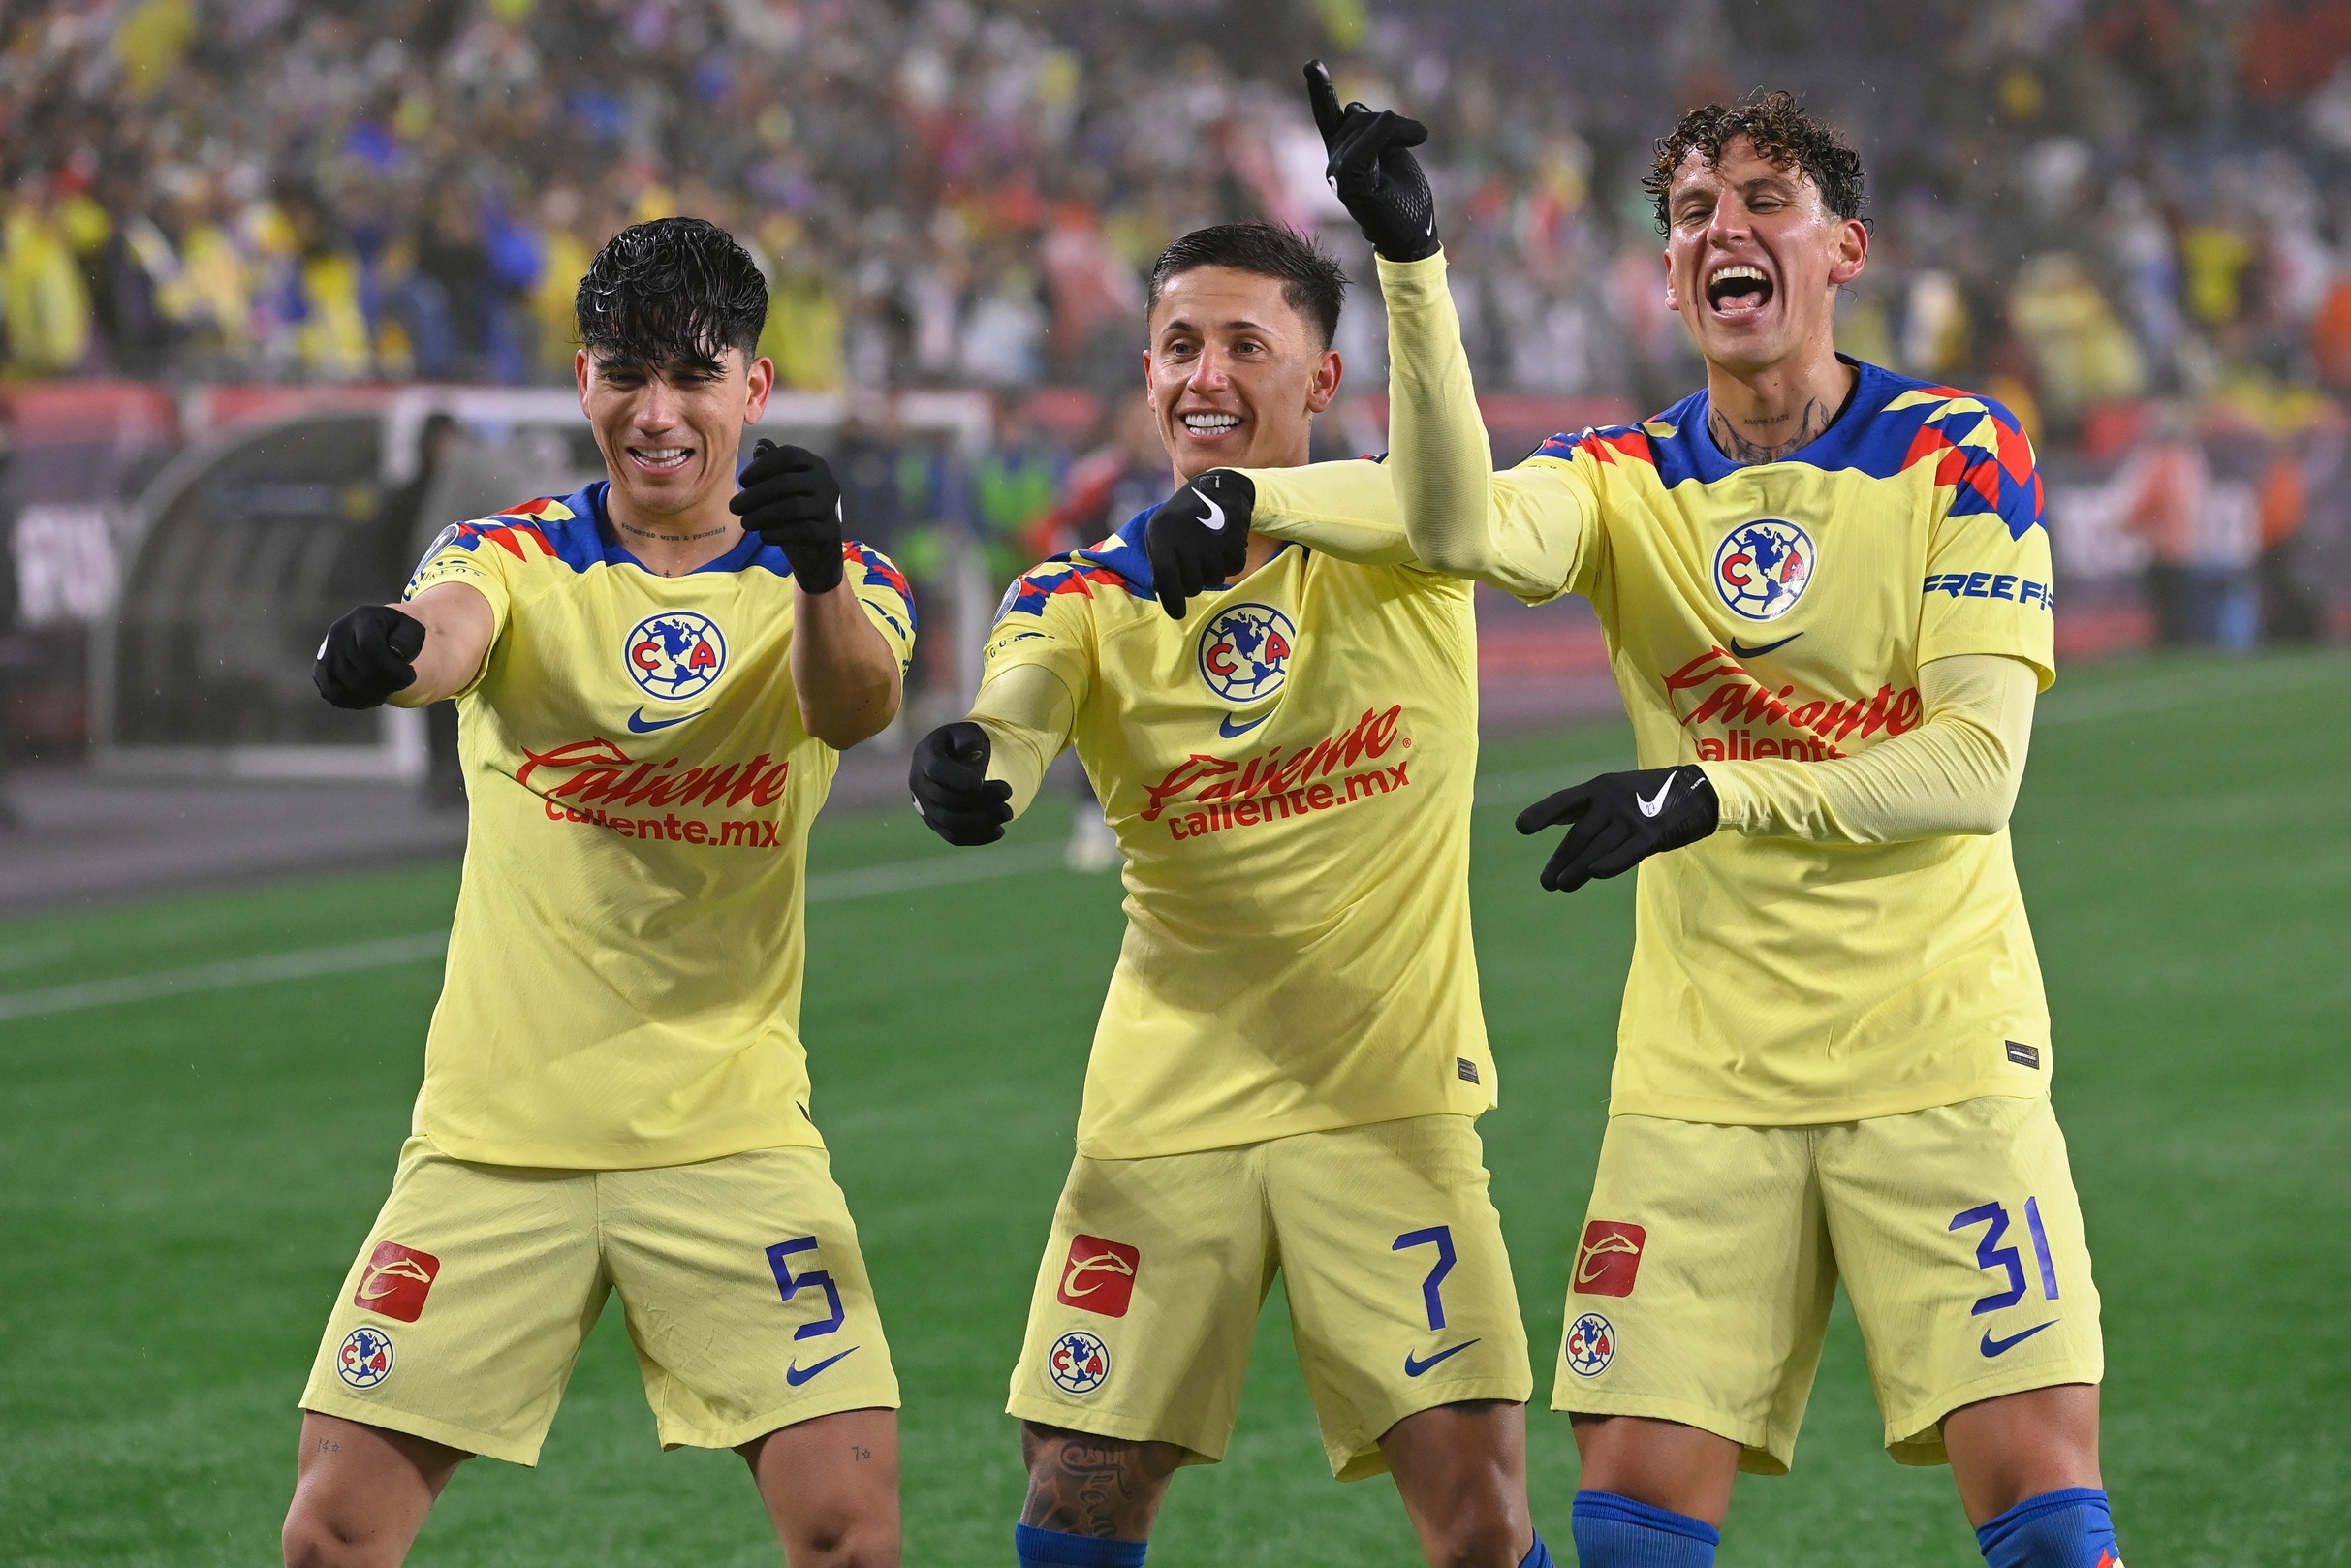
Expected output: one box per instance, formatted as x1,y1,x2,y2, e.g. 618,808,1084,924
1305,58,1440,263
1515,765,1720,893
314,604,425,710
1144,470,1254,620
730,438,845,594
910,721,1014,846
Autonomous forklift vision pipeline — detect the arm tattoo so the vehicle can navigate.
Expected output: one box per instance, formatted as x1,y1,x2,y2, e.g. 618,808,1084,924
1019,1427,1182,1538
1708,397,1835,466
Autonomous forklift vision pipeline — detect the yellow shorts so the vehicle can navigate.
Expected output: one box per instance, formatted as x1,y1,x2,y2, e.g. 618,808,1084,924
1552,1095,2102,1473
300,1136,899,1465
1008,1114,1532,1482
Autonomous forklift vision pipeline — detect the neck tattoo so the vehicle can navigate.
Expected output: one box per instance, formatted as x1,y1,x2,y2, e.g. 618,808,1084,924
618,519,730,544
1708,397,1835,467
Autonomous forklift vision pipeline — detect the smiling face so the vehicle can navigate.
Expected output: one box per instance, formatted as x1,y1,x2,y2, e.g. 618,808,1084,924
576,345,774,526
1144,266,1341,483
1662,134,1868,376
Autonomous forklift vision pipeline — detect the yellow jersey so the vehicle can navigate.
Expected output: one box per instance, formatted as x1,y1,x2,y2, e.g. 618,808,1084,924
1246,262,2064,1126
1505,361,2056,1123
983,510,1496,1160
403,483,915,1169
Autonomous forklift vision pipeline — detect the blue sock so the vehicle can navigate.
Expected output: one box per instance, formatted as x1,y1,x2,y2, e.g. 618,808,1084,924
1014,1522,1146,1568
1571,1491,1719,1567
1519,1531,1557,1568
1974,1488,2122,1568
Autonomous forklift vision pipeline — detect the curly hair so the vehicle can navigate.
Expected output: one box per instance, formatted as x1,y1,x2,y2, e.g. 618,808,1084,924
1643,90,1867,235
575,216,768,370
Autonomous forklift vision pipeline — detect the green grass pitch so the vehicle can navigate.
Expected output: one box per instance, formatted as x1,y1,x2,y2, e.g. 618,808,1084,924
3,648,2346,1566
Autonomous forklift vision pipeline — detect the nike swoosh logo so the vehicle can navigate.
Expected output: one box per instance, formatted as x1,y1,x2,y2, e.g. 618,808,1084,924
784,1345,860,1386
1218,712,1270,738
1980,1320,2057,1358
627,706,706,734
1403,1339,1480,1377
1727,632,1802,659
1635,778,1674,817
1200,493,1227,532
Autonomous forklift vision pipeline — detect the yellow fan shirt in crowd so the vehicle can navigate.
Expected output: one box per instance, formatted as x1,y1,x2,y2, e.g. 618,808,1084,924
403,482,915,1170
978,513,1497,1160
1246,253,2059,1128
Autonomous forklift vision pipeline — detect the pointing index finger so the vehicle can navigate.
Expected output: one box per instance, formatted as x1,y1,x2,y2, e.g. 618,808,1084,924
1303,59,1344,146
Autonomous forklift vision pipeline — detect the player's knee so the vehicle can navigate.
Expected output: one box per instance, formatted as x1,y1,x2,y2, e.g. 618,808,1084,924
790,1511,900,1568
1419,1513,1530,1568
280,1504,384,1568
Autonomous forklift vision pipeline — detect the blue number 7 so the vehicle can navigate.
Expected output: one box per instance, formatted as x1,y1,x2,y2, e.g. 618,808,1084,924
1394,1226,1458,1332
765,1237,845,1339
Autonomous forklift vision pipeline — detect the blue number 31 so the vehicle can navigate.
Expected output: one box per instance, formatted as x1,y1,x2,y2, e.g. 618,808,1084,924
1948,1199,2061,1315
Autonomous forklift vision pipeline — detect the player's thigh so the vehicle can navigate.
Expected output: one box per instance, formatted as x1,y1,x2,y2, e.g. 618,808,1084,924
599,1145,901,1454
1822,1094,2103,1465
284,1410,469,1567
1554,1114,1832,1476
1007,1144,1272,1464
1267,1115,1532,1482
741,1405,901,1562
298,1137,606,1466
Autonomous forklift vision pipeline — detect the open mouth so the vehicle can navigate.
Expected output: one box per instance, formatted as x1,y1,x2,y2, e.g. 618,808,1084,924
628,444,694,473
1179,411,1242,439
1706,264,1773,320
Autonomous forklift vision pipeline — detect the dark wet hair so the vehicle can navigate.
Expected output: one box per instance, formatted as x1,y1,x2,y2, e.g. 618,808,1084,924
1146,222,1347,348
1645,90,1868,235
575,216,768,371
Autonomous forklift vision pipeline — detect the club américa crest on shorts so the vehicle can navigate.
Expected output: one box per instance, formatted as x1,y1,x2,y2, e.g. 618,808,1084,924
1047,1329,1113,1395
1563,1311,1615,1378
338,1326,396,1389
625,611,727,702
1714,519,1814,622
1197,602,1294,705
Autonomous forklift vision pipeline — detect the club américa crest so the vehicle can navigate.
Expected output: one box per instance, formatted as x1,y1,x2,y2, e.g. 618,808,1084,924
625,611,727,702
338,1326,396,1389
1713,519,1814,622
1563,1311,1615,1378
1047,1330,1113,1395
1197,602,1294,705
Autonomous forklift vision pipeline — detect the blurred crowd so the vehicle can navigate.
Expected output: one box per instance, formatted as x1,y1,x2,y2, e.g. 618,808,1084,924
0,0,2347,649
0,0,2337,414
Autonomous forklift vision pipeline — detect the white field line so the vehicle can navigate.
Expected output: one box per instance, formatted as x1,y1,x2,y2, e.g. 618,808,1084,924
0,842,1077,1024
804,841,1066,901
0,931,452,1023
18,661,2335,1026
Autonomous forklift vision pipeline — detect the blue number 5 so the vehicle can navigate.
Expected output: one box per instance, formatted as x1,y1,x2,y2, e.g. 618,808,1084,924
1394,1226,1458,1331
766,1237,845,1339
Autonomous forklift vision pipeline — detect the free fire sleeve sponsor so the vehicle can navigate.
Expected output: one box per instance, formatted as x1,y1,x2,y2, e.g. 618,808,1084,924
399,484,914,1169
1250,250,2062,1126
974,510,1497,1160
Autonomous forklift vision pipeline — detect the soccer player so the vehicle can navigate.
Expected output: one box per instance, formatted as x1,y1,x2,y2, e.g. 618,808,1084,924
288,218,916,1568
907,222,1554,1568
1152,72,2123,1568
